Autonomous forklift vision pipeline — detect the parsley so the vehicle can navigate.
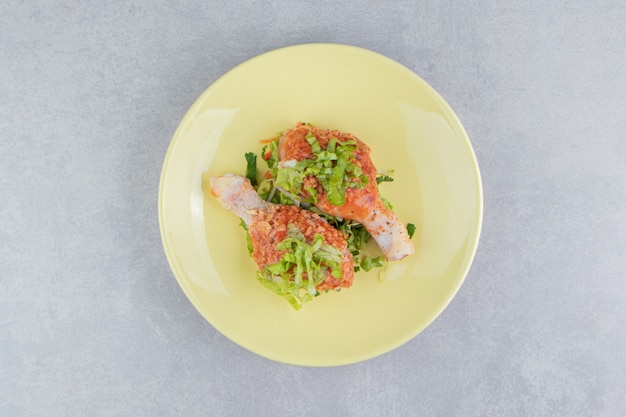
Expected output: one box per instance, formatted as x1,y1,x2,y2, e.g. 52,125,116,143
244,152,257,186
269,134,368,207
376,169,395,185
376,175,394,184
406,223,416,239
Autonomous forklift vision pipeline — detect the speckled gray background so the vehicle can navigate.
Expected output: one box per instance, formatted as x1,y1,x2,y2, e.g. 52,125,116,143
1,1,625,416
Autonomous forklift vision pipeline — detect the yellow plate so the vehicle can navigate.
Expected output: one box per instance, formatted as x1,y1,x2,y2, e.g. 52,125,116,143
159,44,482,366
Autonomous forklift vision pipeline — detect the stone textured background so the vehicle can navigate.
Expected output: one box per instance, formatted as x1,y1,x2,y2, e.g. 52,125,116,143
1,1,625,415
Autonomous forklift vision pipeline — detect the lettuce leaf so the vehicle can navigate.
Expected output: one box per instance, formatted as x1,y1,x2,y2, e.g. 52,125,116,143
257,231,344,310
266,134,368,207
360,255,385,272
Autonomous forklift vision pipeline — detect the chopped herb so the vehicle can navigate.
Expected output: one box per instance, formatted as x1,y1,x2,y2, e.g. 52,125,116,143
261,139,280,172
376,169,395,185
406,223,416,239
244,152,257,186
376,175,394,185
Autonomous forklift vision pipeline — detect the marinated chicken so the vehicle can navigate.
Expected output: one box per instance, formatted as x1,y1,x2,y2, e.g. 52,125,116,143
276,122,415,261
210,174,355,304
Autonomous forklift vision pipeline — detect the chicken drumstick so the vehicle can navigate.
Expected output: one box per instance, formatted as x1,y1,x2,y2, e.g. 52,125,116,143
210,174,355,308
276,122,414,261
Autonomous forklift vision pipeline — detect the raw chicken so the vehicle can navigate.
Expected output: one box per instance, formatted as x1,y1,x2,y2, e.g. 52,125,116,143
210,174,354,292
277,122,415,261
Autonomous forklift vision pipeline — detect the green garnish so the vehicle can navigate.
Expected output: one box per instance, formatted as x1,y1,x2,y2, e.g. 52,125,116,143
267,134,368,207
239,219,254,255
376,175,394,185
257,227,344,310
381,196,393,210
376,169,395,185
244,152,258,186
406,223,416,239
261,140,280,172
360,255,386,272
326,215,387,272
